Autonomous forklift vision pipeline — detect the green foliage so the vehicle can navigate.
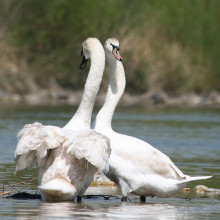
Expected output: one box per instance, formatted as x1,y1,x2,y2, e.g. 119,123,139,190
0,73,29,94
149,0,220,91
1,0,220,94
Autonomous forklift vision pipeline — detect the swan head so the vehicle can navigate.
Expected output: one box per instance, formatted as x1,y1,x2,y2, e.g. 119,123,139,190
80,38,103,69
104,38,122,62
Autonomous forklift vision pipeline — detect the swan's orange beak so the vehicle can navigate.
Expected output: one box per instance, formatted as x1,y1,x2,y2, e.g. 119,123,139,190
112,48,123,62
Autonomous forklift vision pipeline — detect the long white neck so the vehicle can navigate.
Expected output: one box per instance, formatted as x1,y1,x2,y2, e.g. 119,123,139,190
64,48,105,131
94,54,126,132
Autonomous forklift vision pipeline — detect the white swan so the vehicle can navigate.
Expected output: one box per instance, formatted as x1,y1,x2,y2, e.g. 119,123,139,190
14,38,111,201
94,38,212,201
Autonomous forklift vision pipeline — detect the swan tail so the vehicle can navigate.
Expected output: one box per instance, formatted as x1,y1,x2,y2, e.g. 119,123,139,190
64,129,111,173
14,122,66,171
182,175,212,183
160,151,212,183
39,177,76,201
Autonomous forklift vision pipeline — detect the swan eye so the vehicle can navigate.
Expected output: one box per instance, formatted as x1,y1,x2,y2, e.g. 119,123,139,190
110,43,120,51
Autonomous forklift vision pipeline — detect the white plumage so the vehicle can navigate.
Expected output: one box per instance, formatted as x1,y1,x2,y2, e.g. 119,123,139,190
15,122,65,170
64,129,111,173
14,38,111,201
94,38,212,201
15,123,110,201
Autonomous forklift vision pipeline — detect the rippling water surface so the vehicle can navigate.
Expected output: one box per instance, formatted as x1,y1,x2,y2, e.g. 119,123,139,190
0,104,219,219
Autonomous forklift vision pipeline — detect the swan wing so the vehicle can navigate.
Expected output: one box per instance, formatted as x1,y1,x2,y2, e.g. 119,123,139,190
112,134,186,180
64,130,111,173
14,122,66,171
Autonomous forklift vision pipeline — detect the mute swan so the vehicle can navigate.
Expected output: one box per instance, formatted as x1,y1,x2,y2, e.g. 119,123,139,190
94,38,212,202
14,38,111,201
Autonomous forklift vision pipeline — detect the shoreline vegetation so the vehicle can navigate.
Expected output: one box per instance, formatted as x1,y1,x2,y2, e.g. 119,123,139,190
1,87,220,107
0,1,220,107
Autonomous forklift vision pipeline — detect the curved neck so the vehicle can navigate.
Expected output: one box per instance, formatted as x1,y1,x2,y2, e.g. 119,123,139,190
64,49,105,130
94,54,126,132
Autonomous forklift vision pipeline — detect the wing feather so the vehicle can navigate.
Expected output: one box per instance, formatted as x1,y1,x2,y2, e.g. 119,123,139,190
14,122,65,171
64,130,111,173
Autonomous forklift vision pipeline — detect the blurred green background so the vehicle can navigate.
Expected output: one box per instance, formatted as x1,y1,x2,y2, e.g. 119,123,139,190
0,0,219,96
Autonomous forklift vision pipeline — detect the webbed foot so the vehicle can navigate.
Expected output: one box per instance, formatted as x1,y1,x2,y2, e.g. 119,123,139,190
121,196,131,202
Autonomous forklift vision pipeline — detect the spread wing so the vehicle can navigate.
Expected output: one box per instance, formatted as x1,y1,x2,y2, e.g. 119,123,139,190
15,123,111,174
64,130,111,173
14,122,66,171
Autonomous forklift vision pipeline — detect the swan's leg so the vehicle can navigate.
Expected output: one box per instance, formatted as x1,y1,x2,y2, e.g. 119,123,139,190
77,196,82,202
121,196,128,202
140,196,146,202
120,180,130,202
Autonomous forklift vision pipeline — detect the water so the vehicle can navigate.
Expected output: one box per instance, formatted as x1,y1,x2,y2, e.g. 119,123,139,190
0,104,219,219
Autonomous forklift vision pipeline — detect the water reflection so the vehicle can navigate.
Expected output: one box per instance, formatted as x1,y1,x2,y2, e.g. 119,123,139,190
16,199,185,220
39,202,84,219
104,201,183,220
1,192,220,220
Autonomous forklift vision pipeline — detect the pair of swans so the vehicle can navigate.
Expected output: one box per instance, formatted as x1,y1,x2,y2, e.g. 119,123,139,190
14,37,211,202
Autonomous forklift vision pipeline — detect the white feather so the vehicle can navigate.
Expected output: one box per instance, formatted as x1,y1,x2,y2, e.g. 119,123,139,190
64,130,111,173
14,123,66,171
